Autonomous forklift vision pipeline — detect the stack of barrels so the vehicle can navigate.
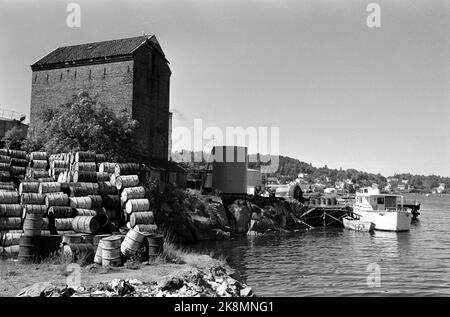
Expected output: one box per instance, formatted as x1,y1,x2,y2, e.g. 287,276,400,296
51,153,73,182
9,150,28,181
27,152,49,181
39,181,71,234
0,190,22,259
0,149,11,182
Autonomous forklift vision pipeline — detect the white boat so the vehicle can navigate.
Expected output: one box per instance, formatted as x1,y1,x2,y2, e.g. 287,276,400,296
343,217,375,232
353,186,411,232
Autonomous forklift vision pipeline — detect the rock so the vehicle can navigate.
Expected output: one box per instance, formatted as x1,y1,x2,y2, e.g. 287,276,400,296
17,282,55,297
228,200,252,234
160,277,184,292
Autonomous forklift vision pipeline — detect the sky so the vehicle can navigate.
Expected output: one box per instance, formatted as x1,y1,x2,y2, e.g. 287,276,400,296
0,0,449,177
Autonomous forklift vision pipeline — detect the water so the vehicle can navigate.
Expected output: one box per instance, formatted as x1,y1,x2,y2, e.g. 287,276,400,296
191,194,450,296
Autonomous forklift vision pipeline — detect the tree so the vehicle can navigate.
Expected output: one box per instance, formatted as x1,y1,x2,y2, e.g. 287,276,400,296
1,126,25,150
25,91,146,162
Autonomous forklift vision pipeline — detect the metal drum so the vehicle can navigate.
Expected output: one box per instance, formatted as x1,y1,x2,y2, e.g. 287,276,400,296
18,236,41,263
120,228,145,257
101,235,122,267
23,213,43,237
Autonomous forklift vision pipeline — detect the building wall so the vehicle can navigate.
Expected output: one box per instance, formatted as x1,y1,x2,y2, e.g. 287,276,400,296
0,120,28,139
30,59,135,131
133,44,171,160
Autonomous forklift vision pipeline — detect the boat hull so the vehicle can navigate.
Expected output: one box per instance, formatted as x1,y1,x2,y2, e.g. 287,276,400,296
355,210,411,232
343,217,375,232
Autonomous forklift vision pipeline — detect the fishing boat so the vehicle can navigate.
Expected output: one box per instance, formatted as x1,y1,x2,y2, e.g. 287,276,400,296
343,217,375,232
353,185,411,232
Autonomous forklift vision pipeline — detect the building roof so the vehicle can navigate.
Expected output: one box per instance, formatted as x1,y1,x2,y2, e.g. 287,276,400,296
142,158,188,174
31,35,167,69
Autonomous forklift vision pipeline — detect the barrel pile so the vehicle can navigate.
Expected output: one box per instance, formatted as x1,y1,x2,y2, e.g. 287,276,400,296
0,148,163,266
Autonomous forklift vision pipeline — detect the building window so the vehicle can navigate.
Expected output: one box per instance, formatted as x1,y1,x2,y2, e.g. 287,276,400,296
89,69,92,80
377,197,385,204
46,74,49,83
127,65,130,73
103,68,106,78
34,74,37,83
60,73,63,81
74,70,77,79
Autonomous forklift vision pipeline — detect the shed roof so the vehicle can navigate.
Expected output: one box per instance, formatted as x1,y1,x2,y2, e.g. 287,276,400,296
31,35,166,69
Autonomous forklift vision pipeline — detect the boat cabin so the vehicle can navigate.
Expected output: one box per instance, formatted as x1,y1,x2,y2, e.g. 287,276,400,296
355,187,403,212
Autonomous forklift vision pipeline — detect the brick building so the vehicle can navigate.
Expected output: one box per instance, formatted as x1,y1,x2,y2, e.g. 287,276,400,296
30,35,171,160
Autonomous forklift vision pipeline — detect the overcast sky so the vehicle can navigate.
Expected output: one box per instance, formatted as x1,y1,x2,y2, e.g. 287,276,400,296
0,0,448,176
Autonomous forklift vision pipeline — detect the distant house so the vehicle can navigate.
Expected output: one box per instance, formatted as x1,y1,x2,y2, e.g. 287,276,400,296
335,181,345,189
401,179,408,184
387,177,398,183
384,183,392,191
397,184,407,191
298,173,308,179
324,187,337,194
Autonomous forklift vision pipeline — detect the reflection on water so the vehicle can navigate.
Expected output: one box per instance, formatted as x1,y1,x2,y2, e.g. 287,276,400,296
190,195,450,296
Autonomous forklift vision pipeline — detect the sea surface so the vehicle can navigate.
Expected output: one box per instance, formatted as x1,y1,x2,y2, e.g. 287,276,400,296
190,194,450,296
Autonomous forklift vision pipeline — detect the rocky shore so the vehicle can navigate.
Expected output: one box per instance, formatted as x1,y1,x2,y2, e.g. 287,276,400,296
154,187,310,242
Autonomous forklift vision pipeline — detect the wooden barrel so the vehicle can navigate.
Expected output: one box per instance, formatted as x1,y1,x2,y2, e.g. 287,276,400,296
75,208,99,217
52,160,69,169
0,162,11,171
101,235,122,267
101,194,121,209
9,150,26,159
55,218,73,231
88,195,102,208
0,155,10,164
95,154,106,162
0,149,8,156
121,186,146,202
95,172,110,182
72,171,98,183
30,152,47,161
39,182,61,194
45,193,69,207
18,236,41,263
0,184,15,191
120,228,146,257
30,160,47,169
23,213,43,236
63,243,95,263
0,191,19,204
0,171,11,181
125,199,150,214
70,196,92,209
51,168,66,178
62,233,84,244
129,211,154,227
94,240,103,264
0,217,21,230
47,206,74,218
68,183,99,196
72,216,100,233
22,205,47,218
115,175,139,190
114,163,140,176
0,204,22,217
30,170,50,179
74,151,96,163
93,234,111,247
110,173,117,186
10,166,26,176
19,182,40,194
2,232,22,246
11,158,28,167
37,177,54,183
99,163,116,173
146,234,164,257
73,162,97,172
134,224,158,234
21,193,46,205
98,182,117,195
1,245,20,259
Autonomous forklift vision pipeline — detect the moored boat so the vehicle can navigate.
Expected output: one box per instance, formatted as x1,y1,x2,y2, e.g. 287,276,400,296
353,185,411,232
343,217,375,232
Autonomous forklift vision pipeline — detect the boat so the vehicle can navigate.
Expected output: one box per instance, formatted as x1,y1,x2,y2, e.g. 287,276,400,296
353,185,412,232
343,217,375,232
